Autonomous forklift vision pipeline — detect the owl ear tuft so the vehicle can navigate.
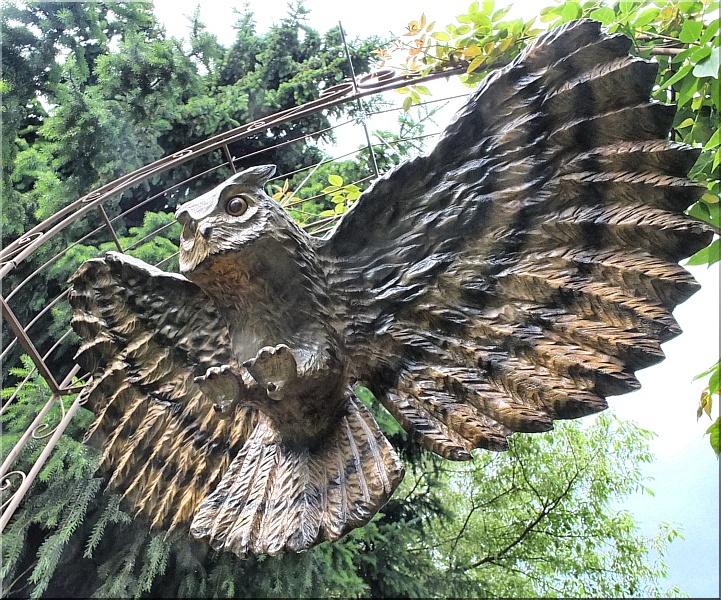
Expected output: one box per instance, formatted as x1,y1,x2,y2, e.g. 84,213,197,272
230,165,277,187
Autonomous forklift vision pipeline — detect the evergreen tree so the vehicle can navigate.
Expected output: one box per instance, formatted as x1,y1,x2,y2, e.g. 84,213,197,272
0,0,379,383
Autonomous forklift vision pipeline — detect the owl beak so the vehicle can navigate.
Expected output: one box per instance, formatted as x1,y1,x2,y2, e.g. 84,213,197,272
199,223,213,240
176,209,198,237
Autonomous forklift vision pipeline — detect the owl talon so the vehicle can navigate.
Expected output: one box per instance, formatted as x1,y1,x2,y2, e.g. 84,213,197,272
195,364,241,418
244,344,298,400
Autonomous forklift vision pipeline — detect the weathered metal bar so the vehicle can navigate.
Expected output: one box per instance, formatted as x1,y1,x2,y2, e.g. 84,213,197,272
1,296,62,394
0,365,80,482
339,21,380,178
0,65,464,277
222,145,237,173
98,205,124,252
0,391,84,532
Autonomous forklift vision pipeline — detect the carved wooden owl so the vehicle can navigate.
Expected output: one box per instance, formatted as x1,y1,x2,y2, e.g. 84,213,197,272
69,20,713,559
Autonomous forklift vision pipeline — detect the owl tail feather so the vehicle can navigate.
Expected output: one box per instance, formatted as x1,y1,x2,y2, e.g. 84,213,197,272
189,395,404,558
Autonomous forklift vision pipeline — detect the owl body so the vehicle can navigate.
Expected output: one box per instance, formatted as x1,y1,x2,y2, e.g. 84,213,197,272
176,166,350,446
69,19,713,559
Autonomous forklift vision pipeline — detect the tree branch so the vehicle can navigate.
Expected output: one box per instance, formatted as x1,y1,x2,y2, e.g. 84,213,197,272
452,468,582,573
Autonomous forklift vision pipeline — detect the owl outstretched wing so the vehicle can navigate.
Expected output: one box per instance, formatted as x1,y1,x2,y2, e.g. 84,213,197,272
71,247,403,558
69,252,256,533
322,19,713,459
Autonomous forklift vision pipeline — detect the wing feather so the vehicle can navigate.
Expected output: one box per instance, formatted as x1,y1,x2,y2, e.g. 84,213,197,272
323,19,713,458
69,252,255,534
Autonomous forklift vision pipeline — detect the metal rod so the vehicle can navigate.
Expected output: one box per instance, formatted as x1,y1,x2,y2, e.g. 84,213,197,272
1,64,465,276
98,205,124,252
0,393,83,532
0,367,80,482
1,296,62,394
339,21,380,178
222,144,237,173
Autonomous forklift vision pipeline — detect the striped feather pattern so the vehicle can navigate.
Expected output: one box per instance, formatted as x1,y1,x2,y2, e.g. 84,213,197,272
324,19,713,459
190,397,403,557
69,253,256,534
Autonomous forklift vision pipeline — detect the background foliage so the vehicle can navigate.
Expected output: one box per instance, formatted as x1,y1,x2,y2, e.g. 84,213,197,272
1,0,717,597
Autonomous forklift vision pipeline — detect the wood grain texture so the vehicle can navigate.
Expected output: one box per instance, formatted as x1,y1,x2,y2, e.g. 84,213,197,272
188,397,403,558
69,18,712,559
69,254,256,534
324,18,712,460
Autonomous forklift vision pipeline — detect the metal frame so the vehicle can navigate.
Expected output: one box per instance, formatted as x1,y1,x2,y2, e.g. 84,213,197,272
0,62,466,531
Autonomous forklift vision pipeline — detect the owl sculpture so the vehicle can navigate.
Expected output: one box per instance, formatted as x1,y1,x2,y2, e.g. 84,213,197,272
69,20,712,559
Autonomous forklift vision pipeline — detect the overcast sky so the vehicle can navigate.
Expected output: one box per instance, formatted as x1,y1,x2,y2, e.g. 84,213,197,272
152,1,720,595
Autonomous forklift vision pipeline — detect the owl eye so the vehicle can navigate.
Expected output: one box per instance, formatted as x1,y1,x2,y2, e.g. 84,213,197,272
226,195,249,216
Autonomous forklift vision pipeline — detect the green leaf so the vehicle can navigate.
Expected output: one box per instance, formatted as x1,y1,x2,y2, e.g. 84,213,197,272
679,19,703,43
491,6,511,22
482,0,494,15
328,174,343,187
693,46,720,79
677,117,696,128
686,238,721,265
539,6,561,22
414,85,431,95
322,185,341,194
699,20,720,45
703,127,720,150
466,56,484,74
560,2,582,23
402,95,413,112
634,8,660,27
710,366,720,396
707,417,720,457
659,63,693,89
431,31,450,41
702,192,719,205
589,7,616,25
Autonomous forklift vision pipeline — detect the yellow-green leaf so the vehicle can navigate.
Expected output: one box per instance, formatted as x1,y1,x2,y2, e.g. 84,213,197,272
328,174,343,187
431,31,450,41
590,7,616,25
467,55,485,74
634,8,660,27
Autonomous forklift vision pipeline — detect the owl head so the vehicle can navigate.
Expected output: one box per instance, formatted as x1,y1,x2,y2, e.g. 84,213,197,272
175,165,279,274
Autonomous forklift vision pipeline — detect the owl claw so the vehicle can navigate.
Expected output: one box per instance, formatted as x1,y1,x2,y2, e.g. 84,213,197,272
244,344,297,401
195,364,241,418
